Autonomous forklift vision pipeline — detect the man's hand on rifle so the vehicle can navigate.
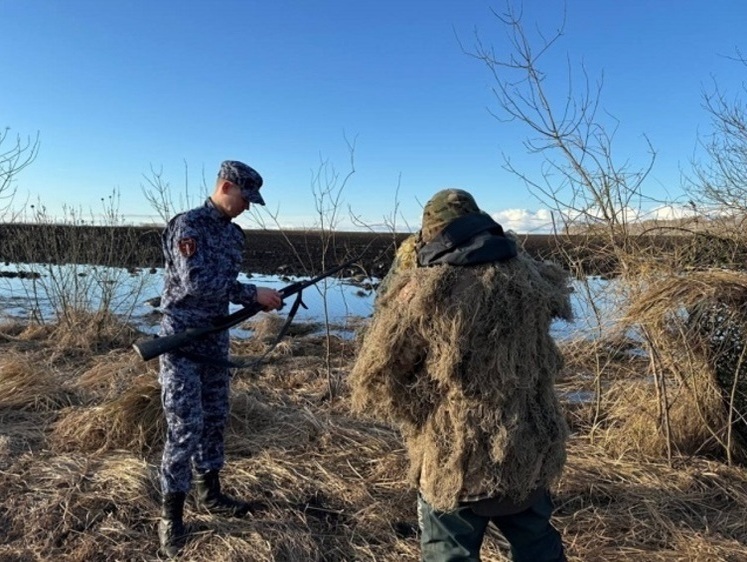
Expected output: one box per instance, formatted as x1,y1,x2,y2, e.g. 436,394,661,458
256,287,283,311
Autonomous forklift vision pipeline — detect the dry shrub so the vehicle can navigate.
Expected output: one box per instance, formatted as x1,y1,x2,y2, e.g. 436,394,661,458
50,373,164,454
305,332,356,360
75,350,151,401
18,322,54,341
0,319,29,340
0,352,76,411
245,313,287,343
620,269,747,462
250,354,326,392
559,336,648,382
235,317,326,359
242,314,322,343
48,310,141,353
265,338,294,358
598,372,729,460
0,314,141,357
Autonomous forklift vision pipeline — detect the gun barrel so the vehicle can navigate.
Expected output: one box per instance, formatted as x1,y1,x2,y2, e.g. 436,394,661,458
132,327,210,361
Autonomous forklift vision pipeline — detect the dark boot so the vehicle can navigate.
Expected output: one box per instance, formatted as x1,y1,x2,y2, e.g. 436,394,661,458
194,470,252,518
158,492,187,559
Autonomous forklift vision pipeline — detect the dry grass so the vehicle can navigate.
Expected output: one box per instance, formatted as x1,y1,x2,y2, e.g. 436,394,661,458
557,440,747,561
1,318,747,560
51,373,165,455
0,351,77,411
618,269,747,462
595,373,727,460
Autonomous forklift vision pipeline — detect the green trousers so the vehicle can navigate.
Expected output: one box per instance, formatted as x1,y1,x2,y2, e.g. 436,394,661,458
417,491,566,562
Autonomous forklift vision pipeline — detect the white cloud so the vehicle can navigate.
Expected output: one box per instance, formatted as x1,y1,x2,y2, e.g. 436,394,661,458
490,208,555,233
646,204,698,221
488,204,701,234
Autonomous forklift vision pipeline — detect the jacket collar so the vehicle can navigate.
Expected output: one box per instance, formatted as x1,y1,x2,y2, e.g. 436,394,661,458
417,213,518,267
205,197,232,222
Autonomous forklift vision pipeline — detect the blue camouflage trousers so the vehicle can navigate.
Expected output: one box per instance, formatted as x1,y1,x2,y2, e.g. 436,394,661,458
159,331,231,495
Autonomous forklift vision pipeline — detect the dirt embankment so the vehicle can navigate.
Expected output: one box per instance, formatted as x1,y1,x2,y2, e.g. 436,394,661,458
0,224,567,277
5,223,744,277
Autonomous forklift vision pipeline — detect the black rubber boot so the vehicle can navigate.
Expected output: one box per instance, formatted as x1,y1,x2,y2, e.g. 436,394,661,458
194,470,252,518
158,492,187,559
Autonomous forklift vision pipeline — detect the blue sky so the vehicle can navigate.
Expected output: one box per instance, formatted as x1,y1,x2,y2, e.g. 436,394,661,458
2,0,745,232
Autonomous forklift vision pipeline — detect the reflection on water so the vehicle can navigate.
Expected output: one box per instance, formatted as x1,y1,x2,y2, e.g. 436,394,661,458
558,389,596,404
0,263,376,337
0,264,617,342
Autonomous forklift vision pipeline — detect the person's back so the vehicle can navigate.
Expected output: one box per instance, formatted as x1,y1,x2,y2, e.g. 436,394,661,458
350,188,571,562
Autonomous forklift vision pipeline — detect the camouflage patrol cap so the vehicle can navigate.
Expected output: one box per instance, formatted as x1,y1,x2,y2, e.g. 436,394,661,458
218,160,265,205
420,188,480,243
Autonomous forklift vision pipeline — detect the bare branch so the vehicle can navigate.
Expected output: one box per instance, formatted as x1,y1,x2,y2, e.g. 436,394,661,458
0,127,40,216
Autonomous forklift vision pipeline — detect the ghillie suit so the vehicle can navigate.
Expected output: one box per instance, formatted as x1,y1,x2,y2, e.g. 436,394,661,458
375,233,418,302
351,189,572,512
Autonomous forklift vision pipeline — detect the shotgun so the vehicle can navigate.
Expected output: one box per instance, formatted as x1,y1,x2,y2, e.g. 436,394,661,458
133,256,361,361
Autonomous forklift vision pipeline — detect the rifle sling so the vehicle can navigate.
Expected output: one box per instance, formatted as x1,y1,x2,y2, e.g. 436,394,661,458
249,289,308,368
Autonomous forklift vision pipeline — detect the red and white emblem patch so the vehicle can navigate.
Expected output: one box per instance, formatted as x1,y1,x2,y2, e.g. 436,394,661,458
178,237,197,258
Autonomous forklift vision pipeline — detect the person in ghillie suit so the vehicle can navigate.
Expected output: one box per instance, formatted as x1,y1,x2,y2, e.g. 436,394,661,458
350,188,572,562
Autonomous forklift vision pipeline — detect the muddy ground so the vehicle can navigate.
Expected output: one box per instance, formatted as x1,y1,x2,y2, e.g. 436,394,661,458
0,224,567,277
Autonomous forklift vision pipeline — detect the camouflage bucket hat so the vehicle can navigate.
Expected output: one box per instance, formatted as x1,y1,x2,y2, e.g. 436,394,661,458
420,189,480,243
218,160,265,205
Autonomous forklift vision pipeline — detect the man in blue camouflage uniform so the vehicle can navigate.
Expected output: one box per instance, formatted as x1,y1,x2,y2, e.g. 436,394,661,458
157,160,282,558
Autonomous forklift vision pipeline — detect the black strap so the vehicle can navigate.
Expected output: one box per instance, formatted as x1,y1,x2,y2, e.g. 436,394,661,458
247,290,308,368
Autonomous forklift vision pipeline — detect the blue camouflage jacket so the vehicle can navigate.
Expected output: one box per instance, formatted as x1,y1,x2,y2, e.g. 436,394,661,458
160,198,258,331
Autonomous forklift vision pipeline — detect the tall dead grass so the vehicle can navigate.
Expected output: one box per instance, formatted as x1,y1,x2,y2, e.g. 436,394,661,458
2,317,747,560
614,269,747,463
51,373,164,455
0,351,77,411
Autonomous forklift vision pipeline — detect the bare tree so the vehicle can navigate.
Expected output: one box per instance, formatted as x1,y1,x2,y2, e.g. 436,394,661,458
460,3,665,443
258,136,359,400
141,161,209,223
12,189,154,343
0,127,40,216
462,3,656,276
687,60,747,219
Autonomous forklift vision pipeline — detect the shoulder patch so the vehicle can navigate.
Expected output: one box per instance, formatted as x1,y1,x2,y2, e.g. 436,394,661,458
178,237,197,258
